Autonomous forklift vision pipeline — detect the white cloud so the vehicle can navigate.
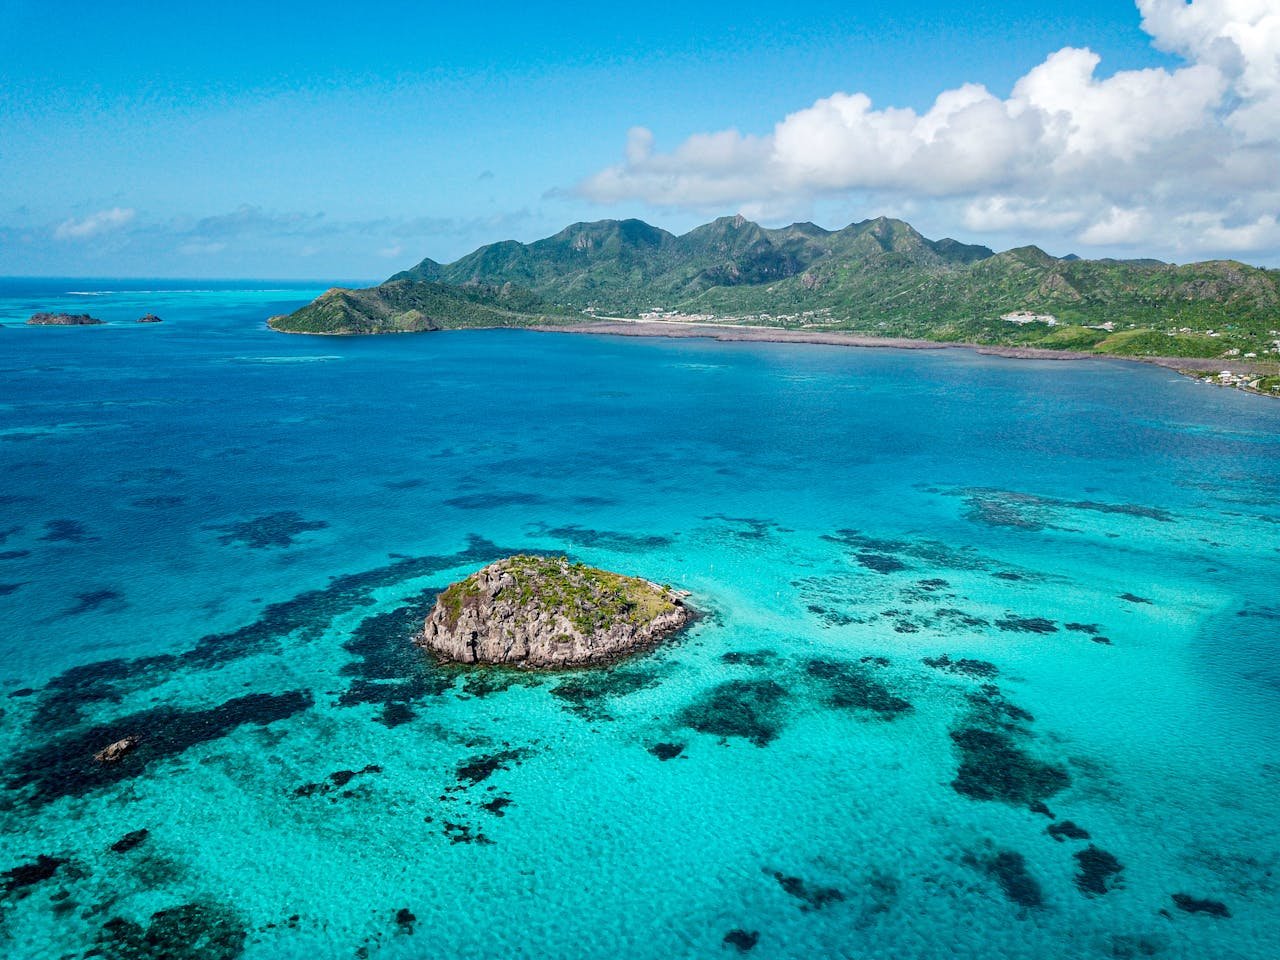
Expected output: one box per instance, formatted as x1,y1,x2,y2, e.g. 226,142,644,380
54,207,135,240
578,0,1280,259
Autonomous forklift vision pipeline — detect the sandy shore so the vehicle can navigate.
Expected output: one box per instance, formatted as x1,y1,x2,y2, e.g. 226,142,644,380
530,318,1279,388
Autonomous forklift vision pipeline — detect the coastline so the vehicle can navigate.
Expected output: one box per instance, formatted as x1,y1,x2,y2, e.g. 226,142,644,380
526,318,1280,397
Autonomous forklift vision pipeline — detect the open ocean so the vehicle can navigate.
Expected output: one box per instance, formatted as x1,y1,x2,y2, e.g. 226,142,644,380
1,279,1277,959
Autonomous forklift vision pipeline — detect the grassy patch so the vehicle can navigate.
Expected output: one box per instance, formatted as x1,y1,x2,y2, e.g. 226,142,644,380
1094,329,1223,357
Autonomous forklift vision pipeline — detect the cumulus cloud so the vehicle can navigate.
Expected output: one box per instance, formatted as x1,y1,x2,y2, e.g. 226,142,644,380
578,0,1280,259
54,207,135,240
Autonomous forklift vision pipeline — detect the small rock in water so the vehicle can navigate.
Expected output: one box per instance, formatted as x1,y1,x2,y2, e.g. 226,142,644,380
136,314,163,323
94,736,139,763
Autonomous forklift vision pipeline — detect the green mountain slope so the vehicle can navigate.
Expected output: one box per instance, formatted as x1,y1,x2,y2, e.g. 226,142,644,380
273,216,1280,361
267,280,574,334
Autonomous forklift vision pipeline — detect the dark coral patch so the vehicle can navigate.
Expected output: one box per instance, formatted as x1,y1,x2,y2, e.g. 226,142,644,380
58,588,125,617
7,690,314,807
966,849,1043,908
211,511,327,549
549,666,662,721
339,590,456,712
480,796,513,817
1171,893,1230,917
950,727,1069,809
28,537,532,734
960,488,1172,530
770,871,845,911
40,518,95,542
395,907,417,934
721,650,776,667
1047,821,1090,843
110,829,150,853
295,764,385,798
856,552,907,574
377,702,417,727
804,659,912,717
460,669,536,699
534,523,674,551
131,495,187,509
1074,845,1124,896
649,742,685,761
922,654,999,679
964,493,1046,530
1064,623,1101,634
723,929,759,952
1109,934,1169,957
1119,593,1154,605
2,854,70,896
966,685,1035,727
455,749,527,788
443,492,547,509
994,614,1058,634
679,680,789,746
93,900,246,960
442,821,493,845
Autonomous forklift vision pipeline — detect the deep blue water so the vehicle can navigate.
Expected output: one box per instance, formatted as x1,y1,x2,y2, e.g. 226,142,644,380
1,280,1278,959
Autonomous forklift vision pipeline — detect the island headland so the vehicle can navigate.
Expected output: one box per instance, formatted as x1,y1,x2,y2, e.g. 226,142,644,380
267,215,1280,396
417,555,691,669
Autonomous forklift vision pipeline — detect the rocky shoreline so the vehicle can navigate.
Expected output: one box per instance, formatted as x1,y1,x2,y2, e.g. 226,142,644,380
417,555,692,669
529,319,1280,398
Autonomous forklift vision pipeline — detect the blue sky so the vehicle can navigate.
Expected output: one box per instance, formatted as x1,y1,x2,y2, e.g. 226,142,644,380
2,0,1276,277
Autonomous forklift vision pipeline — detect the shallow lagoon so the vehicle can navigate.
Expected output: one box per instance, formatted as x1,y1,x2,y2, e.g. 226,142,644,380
1,280,1278,959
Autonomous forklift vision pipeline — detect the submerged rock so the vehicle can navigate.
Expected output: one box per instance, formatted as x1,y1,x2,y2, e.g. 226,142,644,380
417,555,690,668
136,313,163,323
1171,893,1230,917
110,829,150,853
1074,845,1124,896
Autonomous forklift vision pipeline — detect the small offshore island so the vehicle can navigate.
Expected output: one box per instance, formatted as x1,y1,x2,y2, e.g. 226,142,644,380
417,555,691,668
27,312,104,326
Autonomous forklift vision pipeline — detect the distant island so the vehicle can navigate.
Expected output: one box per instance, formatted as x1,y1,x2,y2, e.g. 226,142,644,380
418,555,691,668
269,215,1280,394
28,312,104,326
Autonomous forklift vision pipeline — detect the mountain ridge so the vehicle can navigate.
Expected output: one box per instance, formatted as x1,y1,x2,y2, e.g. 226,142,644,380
270,215,1280,370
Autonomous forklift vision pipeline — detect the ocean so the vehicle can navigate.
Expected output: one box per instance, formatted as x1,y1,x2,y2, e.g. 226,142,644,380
1,279,1277,959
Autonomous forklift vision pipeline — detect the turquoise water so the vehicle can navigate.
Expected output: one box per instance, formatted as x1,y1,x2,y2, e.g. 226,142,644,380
1,279,1277,959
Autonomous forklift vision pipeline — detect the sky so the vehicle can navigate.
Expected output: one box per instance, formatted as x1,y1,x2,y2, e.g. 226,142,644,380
1,0,1277,278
